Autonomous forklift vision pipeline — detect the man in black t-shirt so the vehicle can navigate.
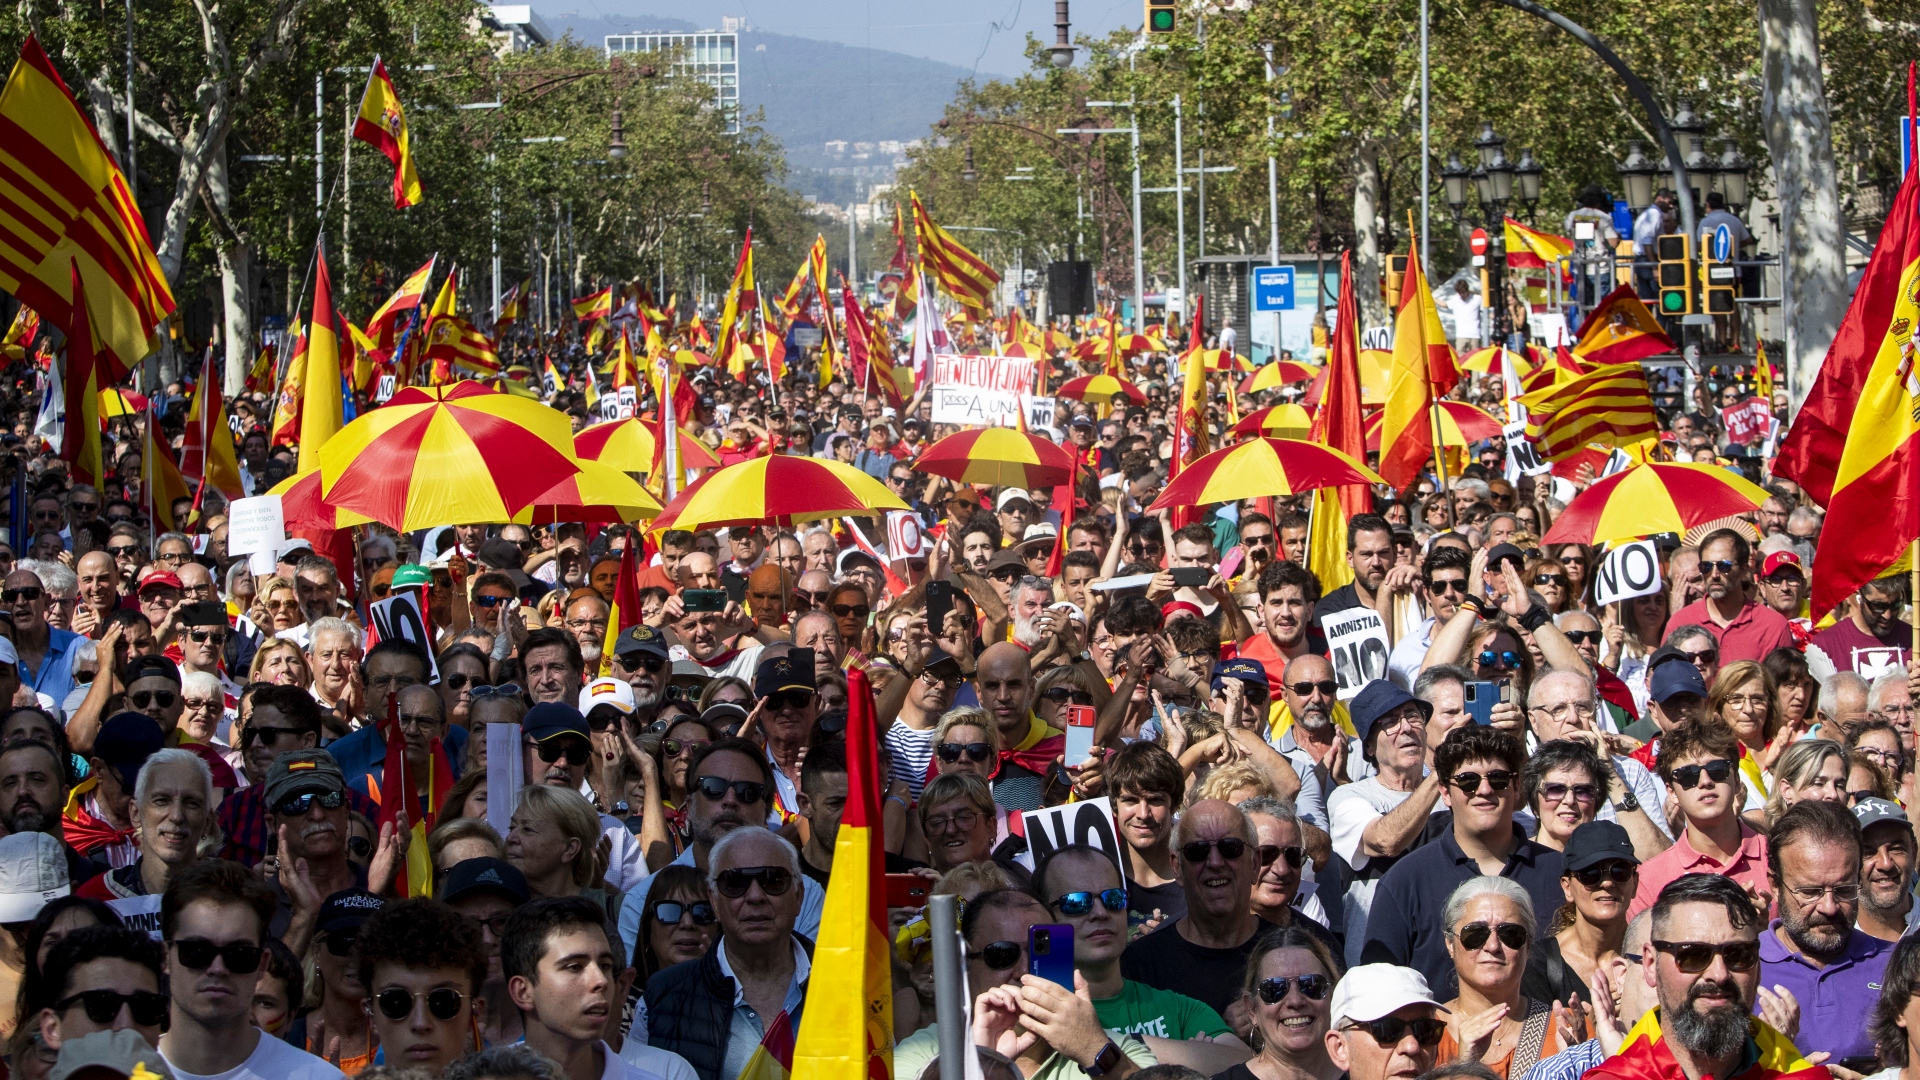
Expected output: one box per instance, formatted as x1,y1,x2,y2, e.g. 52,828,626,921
795,741,921,886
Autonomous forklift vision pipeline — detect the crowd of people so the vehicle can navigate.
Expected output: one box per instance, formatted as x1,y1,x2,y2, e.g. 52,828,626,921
0,350,1902,1080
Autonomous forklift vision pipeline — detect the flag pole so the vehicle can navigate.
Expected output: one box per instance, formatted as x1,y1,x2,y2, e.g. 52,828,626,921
1911,538,1918,662
1430,398,1455,529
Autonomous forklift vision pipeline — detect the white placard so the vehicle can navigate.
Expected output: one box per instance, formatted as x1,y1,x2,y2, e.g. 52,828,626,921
226,496,284,557
1502,421,1551,480
248,549,277,575
1016,796,1125,880
616,386,637,419
1025,396,1057,430
1527,312,1568,346
929,354,1039,426
367,589,440,682
486,721,524,839
1593,541,1663,606
886,510,927,558
375,374,397,403
596,392,622,422
1361,326,1393,350
1322,606,1391,700
1601,448,1635,477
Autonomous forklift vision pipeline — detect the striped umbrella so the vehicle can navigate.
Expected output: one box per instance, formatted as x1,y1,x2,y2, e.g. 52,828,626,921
574,416,722,473
99,388,149,419
1231,403,1314,440
649,455,910,531
1145,438,1384,512
513,459,663,525
915,428,1076,488
1363,401,1503,450
1461,344,1546,375
1056,374,1148,406
317,380,582,529
270,469,374,530
1238,360,1322,394
1541,462,1771,546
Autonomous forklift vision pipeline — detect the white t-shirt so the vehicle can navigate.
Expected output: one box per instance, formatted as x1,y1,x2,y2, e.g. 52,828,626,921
608,1038,689,1080
164,1027,345,1080
885,720,938,799
1327,774,1434,966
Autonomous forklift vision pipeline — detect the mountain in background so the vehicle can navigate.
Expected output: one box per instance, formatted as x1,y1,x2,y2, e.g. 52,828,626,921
536,8,976,203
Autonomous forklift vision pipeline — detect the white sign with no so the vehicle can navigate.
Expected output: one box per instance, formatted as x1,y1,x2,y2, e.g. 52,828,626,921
1593,541,1663,606
1016,796,1126,880
1322,606,1391,700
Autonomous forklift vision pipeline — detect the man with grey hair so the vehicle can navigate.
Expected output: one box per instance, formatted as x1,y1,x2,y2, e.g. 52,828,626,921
1008,575,1055,650
277,555,343,647
790,609,843,681
20,559,78,633
1868,667,1913,737
1787,505,1823,546
1121,799,1271,1016
151,532,194,570
76,747,214,936
1525,668,1671,854
305,617,363,719
1817,670,1872,739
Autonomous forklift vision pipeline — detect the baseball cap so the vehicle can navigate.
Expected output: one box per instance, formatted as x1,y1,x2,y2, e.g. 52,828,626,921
580,677,636,715
523,702,590,744
439,857,531,906
176,601,228,627
1761,551,1805,580
1563,820,1639,872
1485,543,1528,573
700,701,750,732
124,655,181,686
476,538,525,571
1854,797,1912,835
985,549,1027,575
0,831,70,921
1069,415,1095,429
1210,658,1268,695
262,749,347,806
1348,681,1432,764
316,888,385,935
614,623,670,659
0,638,19,667
49,1028,173,1080
996,488,1035,511
94,713,165,790
278,538,314,562
754,652,816,697
391,564,433,589
1650,660,1709,704
922,645,963,680
136,568,183,593
1329,964,1448,1027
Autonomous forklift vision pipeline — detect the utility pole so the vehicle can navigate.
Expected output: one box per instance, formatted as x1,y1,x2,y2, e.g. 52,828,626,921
124,0,135,183
1172,94,1185,323
314,75,324,219
1062,99,1144,332
1264,45,1278,268
1420,0,1430,277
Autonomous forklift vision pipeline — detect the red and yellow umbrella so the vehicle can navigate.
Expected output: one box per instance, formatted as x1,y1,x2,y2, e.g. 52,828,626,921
1231,403,1314,440
270,469,374,531
1057,374,1148,406
1363,401,1502,451
1461,344,1545,375
318,380,581,530
514,459,663,525
1145,438,1385,511
574,416,723,473
1542,462,1770,547
1239,360,1322,394
915,428,1076,489
649,455,910,531
99,388,149,419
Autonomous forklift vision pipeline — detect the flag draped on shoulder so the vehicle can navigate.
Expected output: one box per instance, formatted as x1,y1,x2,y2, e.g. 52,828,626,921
1378,234,1456,488
58,261,105,486
1572,283,1674,365
298,242,346,472
353,58,422,209
0,37,175,378
911,189,999,317
1517,362,1658,461
1581,1009,1828,1080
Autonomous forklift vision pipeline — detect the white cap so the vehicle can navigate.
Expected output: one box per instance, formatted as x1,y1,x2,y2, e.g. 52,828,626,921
579,677,636,715
1328,965,1448,1027
1021,523,1059,542
0,637,17,666
0,832,69,921
996,488,1035,511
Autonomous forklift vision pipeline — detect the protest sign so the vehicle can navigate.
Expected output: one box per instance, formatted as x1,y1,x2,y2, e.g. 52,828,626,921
1721,397,1771,446
1503,421,1551,479
1593,541,1663,605
1323,606,1391,699
1017,797,1125,880
930,354,1039,426
367,589,440,681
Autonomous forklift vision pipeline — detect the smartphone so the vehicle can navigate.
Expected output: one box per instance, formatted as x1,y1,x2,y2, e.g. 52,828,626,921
1169,566,1212,587
1464,679,1510,725
789,648,816,682
1838,1059,1882,1076
926,579,953,638
885,874,930,908
1027,924,1075,989
683,589,728,612
1064,704,1097,765
722,572,747,606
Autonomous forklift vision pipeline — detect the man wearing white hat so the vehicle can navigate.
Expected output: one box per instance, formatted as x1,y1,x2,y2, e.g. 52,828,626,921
1324,965,1448,1080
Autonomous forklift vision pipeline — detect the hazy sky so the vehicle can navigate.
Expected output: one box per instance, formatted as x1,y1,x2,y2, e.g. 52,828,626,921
546,0,1142,77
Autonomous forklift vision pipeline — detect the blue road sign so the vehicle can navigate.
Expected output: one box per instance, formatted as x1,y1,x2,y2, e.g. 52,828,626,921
1252,266,1295,312
1711,223,1732,263
1904,118,1920,178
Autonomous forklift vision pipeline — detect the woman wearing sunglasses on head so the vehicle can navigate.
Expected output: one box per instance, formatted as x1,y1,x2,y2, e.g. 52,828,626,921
504,786,606,904
1434,876,1588,1079
354,898,489,1076
1220,925,1346,1080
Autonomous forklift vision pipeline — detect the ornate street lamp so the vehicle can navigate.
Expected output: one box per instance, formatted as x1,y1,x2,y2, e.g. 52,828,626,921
1513,148,1544,217
961,143,977,183
1615,141,1656,211
1716,137,1750,210
608,104,627,159
1440,152,1471,219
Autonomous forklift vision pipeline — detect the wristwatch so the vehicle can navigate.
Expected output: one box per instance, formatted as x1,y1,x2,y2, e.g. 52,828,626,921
1614,789,1640,813
1085,1042,1125,1077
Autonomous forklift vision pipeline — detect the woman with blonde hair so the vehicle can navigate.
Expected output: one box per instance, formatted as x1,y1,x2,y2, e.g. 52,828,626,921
1763,739,1849,827
504,785,603,903
1192,761,1283,806
249,637,311,688
428,815,503,872
253,577,302,634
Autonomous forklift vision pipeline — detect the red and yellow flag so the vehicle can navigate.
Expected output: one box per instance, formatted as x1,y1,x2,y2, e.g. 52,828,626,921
371,693,452,897
1378,235,1456,489
270,325,304,448
598,542,641,677
366,256,435,348
1582,1007,1826,1080
1522,341,1588,395
180,349,246,499
245,341,275,396
58,262,105,486
1517,362,1660,462
572,286,612,324
352,58,422,209
0,37,175,380
1169,295,1211,530
298,243,346,472
2,303,38,360
141,400,191,532
496,276,532,335
911,189,999,317
790,666,893,1080
1308,251,1370,591
1504,217,1575,273
1571,283,1674,366
717,229,757,378
1754,340,1773,402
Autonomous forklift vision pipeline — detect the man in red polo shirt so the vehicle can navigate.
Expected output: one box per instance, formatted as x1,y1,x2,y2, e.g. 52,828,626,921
1665,529,1794,666
1238,561,1320,695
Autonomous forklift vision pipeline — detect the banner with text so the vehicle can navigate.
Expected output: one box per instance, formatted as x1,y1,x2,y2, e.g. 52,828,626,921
930,353,1039,427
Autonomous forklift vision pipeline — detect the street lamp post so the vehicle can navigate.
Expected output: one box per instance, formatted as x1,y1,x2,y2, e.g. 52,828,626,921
1445,124,1530,345
1061,101,1145,332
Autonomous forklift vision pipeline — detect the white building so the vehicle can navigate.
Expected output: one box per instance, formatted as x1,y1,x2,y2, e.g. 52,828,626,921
605,30,740,134
483,5,550,54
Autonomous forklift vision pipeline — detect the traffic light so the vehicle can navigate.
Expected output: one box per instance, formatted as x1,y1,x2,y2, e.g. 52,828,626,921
1384,254,1408,308
1655,234,1692,316
1145,0,1176,34
1701,246,1737,315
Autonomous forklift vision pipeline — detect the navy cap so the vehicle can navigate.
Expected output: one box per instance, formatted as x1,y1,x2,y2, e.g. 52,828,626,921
316,888,384,935
438,857,530,906
614,623,670,659
93,713,164,789
124,655,180,687
1650,661,1708,704
1210,658,1269,695
753,653,816,697
1485,543,1528,572
1563,820,1638,872
1854,797,1912,835
922,646,962,680
1348,680,1432,763
522,702,590,743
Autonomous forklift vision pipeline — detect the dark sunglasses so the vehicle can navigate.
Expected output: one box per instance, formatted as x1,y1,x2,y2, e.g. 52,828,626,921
987,567,1022,582
1256,974,1331,1003
472,595,510,608
694,775,768,804
275,789,346,816
131,690,177,710
715,865,794,898
1574,862,1636,888
1053,888,1128,916
1701,560,1740,577
937,741,993,764
108,544,140,556
1478,650,1521,670
1429,578,1469,595
1540,782,1599,804
442,672,473,690
325,933,358,957
793,589,829,606
1180,837,1275,864
1,586,42,602
532,738,590,766
1288,680,1338,698
831,603,871,619
1261,844,1306,869
376,987,465,1022
187,629,228,644
348,834,372,858
664,738,711,757
1350,1016,1448,1046
653,901,718,926
173,938,265,973
1533,575,1570,588
1447,770,1515,794
970,941,1025,970
471,683,524,700
1455,921,1529,950
1041,687,1095,706
764,689,815,711
242,725,305,747
56,990,168,1026
1562,630,1602,646
616,652,667,673
1670,759,1734,789
1681,648,1718,665
1652,939,1760,973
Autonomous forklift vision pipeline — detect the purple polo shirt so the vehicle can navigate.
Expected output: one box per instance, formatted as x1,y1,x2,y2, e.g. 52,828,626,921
1754,920,1891,1062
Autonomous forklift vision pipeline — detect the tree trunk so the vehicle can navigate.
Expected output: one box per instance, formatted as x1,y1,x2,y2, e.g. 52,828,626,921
206,146,253,395
1757,0,1845,410
1353,140,1387,331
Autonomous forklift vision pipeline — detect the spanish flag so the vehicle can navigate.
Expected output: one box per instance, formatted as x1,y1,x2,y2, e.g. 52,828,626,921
366,256,435,348
1503,217,1575,273
352,58,423,209
1777,142,1920,618
1571,283,1674,366
1517,362,1660,462
1308,251,1369,591
58,261,105,487
245,340,275,395
1582,1008,1827,1080
180,349,246,499
270,324,304,448
298,242,346,472
1169,295,1210,530
911,189,1000,317
717,229,757,377
2,303,38,361
1754,340,1773,401
370,693,452,897
141,399,192,532
598,543,640,677
1377,234,1457,489
790,666,893,1080
572,286,612,324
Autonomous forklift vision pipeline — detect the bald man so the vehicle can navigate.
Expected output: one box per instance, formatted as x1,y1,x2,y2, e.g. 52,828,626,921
974,642,1063,811
677,550,721,591
745,564,793,633
73,550,119,638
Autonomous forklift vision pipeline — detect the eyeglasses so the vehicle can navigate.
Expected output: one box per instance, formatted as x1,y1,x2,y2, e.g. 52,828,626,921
1478,650,1521,670
397,712,441,732
472,594,511,608
56,990,169,1026
275,789,346,816
243,726,305,747
1256,974,1331,1003
1446,770,1515,794
375,987,465,1022
564,618,608,633
1680,648,1719,665
653,901,718,925
1260,844,1306,869
1651,939,1761,973
969,941,1025,970
108,544,140,557
1288,680,1338,698
832,603,871,619
1180,837,1275,864
1454,921,1529,950
1670,759,1734,789
531,738,590,766
1346,1016,1447,1047
1241,533,1274,548
1041,687,1096,706
173,938,265,973
183,697,221,713
924,809,981,833
1053,888,1129,916
1541,782,1599,805
715,865,794,898
325,932,359,956
764,689,815,711
1701,560,1740,577
1534,575,1570,588
1530,701,1596,722
693,776,768,804
616,653,666,673
937,742,993,764
1784,882,1862,905
1,586,42,602
1562,630,1602,646
1573,862,1636,888
470,683,523,701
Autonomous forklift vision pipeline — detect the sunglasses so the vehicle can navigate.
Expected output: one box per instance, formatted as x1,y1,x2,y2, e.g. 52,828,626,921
1,587,42,602
55,989,169,1026
275,789,347,816
472,595,512,608
1478,650,1521,670
663,738,711,758
764,689,815,711
130,689,177,710
532,739,590,766
937,741,993,764
793,589,829,606
108,545,140,556
375,987,465,1022
1261,844,1306,869
1288,680,1338,698
1256,974,1331,1003
1651,939,1761,973
715,865,794,898
187,628,228,645
1562,631,1605,648
471,683,523,701
694,775,768,804
1533,575,1570,588
1701,560,1740,577
242,725,305,747
653,901,718,926
1447,770,1515,794
1054,888,1129,916
616,652,667,673
1681,649,1718,665
1670,759,1734,789
325,932,359,957
970,941,1026,970
1429,578,1469,595
832,603,871,619
1041,687,1095,706
1455,921,1529,950
1574,862,1636,888
348,835,372,858
173,938,264,973
1541,782,1599,804
1180,837,1276,864
1349,1016,1448,1047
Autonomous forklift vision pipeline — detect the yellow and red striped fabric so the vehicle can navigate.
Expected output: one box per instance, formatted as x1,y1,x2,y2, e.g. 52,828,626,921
1056,373,1147,405
1378,233,1457,488
352,58,422,209
298,245,347,472
1518,361,1659,462
58,262,105,486
1583,1008,1827,1080
912,190,999,317
1231,403,1313,439
1145,438,1384,512
1503,216,1574,272
917,426,1076,489
512,459,661,526
366,257,435,348
574,415,722,476
648,456,907,532
1540,462,1770,547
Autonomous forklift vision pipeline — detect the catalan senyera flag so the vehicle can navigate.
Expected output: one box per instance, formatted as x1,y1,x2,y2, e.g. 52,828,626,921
352,58,422,209
180,349,246,499
1521,340,1588,394
58,261,105,487
1503,217,1575,274
789,665,893,1080
598,543,641,677
1582,1009,1827,1080
717,229,756,377
298,243,347,473
1378,233,1456,489
1169,295,1210,530
366,256,435,348
0,37,175,380
141,400,192,532
1518,362,1660,462
572,286,612,324
1571,283,1674,366
911,189,999,317
370,693,452,897
2,303,38,360
1308,251,1369,592
1777,143,1920,618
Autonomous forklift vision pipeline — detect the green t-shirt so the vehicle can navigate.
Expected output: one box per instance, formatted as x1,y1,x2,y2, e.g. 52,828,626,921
1092,978,1232,1041
892,1023,1157,1080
